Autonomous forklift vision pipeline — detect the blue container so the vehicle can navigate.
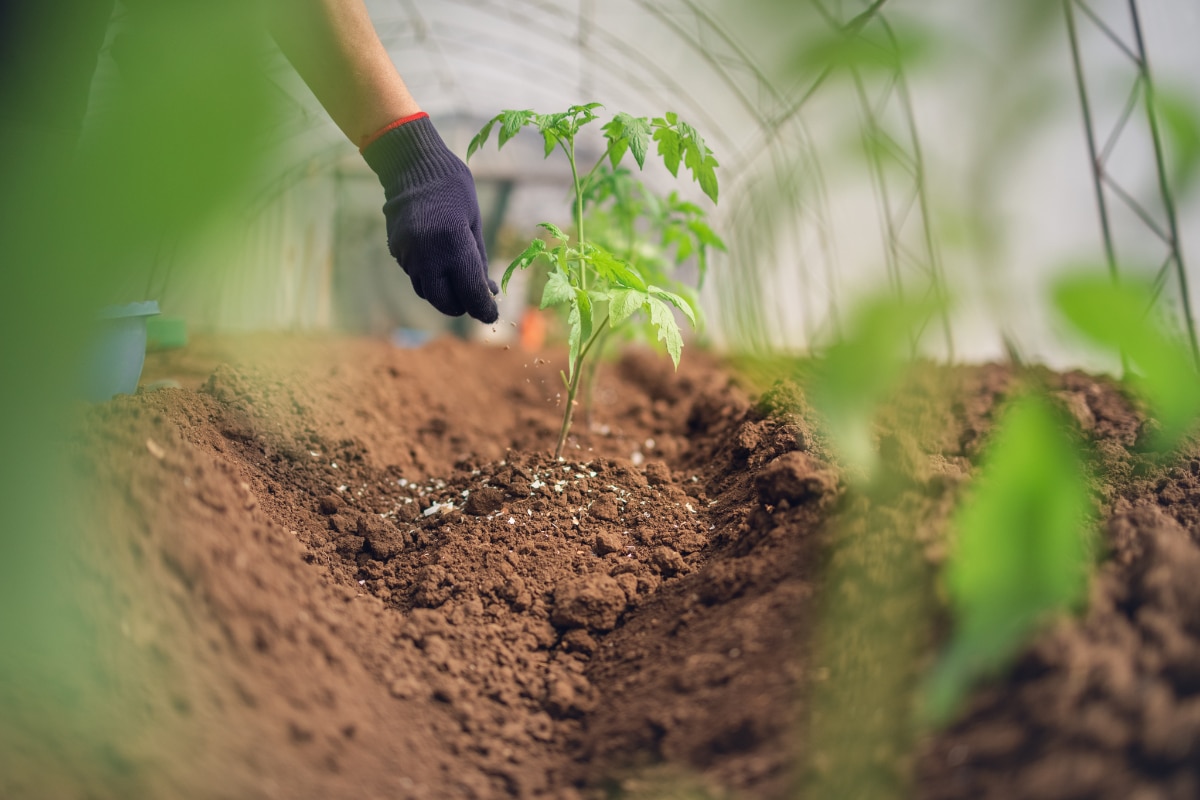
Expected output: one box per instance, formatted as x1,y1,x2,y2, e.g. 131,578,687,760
83,301,160,402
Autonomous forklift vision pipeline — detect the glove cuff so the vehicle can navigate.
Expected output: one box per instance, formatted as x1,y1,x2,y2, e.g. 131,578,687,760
359,111,428,151
361,114,463,189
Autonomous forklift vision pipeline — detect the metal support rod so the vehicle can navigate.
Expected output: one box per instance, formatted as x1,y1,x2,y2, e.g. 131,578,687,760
1063,0,1121,285
1128,0,1200,366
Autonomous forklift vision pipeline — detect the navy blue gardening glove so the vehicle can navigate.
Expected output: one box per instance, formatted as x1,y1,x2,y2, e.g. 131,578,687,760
361,113,499,323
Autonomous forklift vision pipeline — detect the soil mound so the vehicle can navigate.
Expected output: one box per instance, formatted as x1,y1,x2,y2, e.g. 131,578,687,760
6,335,1200,799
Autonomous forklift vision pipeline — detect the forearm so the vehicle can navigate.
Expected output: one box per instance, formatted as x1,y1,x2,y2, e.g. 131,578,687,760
264,0,420,148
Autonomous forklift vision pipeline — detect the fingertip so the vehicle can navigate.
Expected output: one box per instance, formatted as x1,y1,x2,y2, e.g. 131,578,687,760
471,297,499,325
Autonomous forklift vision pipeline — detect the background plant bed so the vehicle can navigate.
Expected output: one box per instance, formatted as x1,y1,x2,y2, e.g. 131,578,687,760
10,334,1199,800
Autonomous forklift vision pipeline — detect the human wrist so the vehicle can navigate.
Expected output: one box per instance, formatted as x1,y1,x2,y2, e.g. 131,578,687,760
358,110,427,151
360,114,465,190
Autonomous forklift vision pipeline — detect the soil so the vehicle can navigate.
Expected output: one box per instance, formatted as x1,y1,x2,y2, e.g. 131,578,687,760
7,333,1200,799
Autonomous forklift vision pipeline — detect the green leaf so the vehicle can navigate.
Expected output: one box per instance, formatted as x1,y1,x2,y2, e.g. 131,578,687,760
793,22,937,75
566,290,594,380
653,127,682,177
499,109,535,147
466,115,499,162
808,293,946,477
646,295,684,368
1054,273,1200,450
1155,88,1200,195
649,286,697,328
687,219,725,250
541,129,558,158
540,268,575,309
605,135,629,169
923,395,1093,724
587,246,647,291
535,112,570,156
537,221,569,242
549,244,571,274
564,103,602,135
680,133,720,203
697,158,719,204
608,288,648,326
501,238,546,292
603,113,651,169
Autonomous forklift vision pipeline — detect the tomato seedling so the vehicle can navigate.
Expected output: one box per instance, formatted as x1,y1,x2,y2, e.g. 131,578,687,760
468,104,720,457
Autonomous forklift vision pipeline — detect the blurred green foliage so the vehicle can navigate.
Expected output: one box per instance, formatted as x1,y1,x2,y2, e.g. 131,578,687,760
1154,85,1200,197
923,394,1094,725
0,1,276,790
1054,272,1200,450
807,292,941,480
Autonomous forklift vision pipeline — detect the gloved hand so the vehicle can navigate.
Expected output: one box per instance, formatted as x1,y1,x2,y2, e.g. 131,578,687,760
361,113,499,323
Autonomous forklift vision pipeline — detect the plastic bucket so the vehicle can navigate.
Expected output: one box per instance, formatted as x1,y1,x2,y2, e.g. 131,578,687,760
83,301,160,401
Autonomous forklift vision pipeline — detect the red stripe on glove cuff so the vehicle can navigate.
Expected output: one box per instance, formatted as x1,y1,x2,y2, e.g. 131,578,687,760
359,111,430,152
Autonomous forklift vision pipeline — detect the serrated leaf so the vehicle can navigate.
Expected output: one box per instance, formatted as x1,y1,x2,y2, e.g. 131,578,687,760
499,110,534,147
650,286,697,328
540,268,575,309
501,238,546,292
467,116,498,161
653,127,682,177
538,221,569,242
608,288,648,326
603,113,651,170
535,112,563,132
646,295,684,368
588,247,647,291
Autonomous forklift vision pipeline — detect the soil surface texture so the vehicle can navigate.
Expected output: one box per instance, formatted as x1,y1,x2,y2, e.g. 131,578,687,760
8,333,1200,800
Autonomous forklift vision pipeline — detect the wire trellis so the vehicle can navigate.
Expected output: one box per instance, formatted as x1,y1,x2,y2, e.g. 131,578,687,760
1063,0,1199,366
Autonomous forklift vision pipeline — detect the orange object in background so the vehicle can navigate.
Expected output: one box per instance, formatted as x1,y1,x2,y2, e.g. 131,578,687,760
519,308,547,352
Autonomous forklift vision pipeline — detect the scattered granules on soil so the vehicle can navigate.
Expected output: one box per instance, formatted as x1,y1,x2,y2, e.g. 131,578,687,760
3,334,1199,800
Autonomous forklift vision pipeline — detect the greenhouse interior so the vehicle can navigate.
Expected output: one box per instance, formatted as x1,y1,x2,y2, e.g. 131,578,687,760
3,1,1200,798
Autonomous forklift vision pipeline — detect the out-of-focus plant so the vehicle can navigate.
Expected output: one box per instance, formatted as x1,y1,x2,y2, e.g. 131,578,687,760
1154,86,1200,198
797,291,945,799
922,394,1094,725
1,2,276,792
807,293,942,481
468,105,720,457
924,272,1200,724
1054,272,1200,451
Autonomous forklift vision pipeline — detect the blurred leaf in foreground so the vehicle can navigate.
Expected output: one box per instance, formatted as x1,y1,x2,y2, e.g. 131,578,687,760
1154,86,1200,197
923,394,1093,725
808,293,942,480
1054,273,1200,451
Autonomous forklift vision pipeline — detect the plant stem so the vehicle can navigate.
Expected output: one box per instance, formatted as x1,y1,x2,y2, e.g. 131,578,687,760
566,138,586,292
554,314,610,459
580,326,612,427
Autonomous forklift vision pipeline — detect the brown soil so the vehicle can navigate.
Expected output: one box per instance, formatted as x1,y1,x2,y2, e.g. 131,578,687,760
7,334,1200,799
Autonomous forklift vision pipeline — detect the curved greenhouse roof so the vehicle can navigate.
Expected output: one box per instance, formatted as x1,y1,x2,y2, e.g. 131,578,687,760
136,1,1200,368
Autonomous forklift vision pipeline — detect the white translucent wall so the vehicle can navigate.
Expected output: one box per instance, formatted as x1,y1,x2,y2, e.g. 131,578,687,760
128,0,1200,370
